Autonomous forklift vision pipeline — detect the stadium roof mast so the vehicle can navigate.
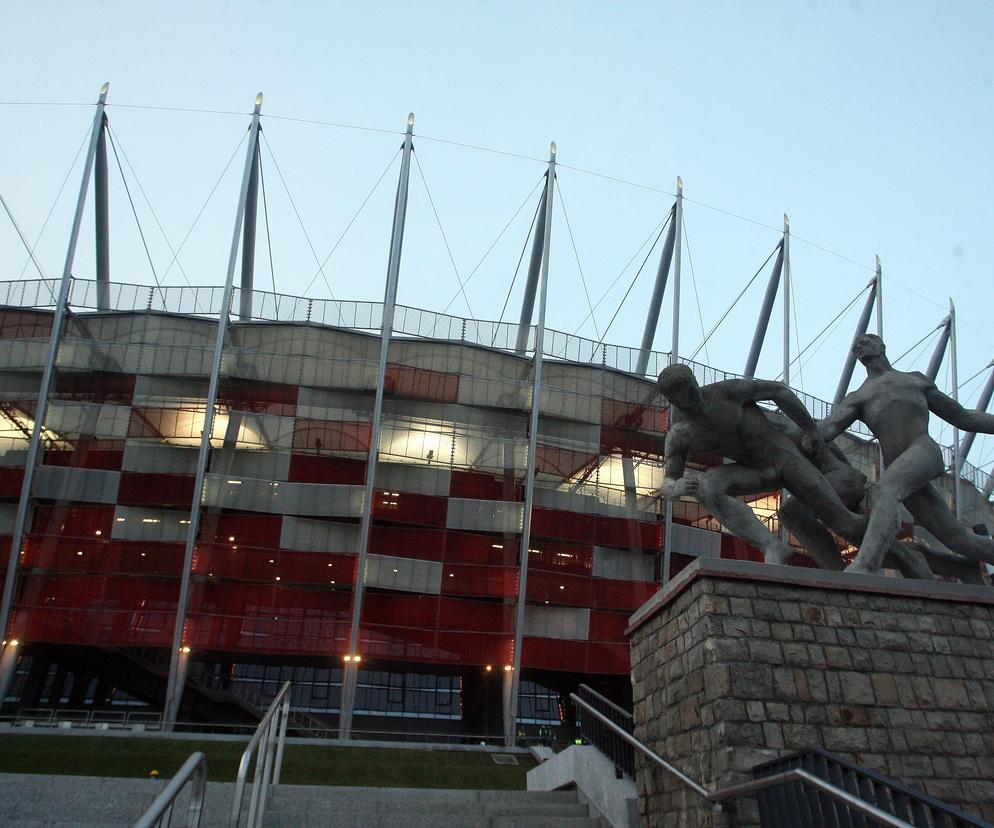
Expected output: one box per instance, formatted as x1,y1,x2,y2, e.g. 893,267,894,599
949,299,962,518
832,259,883,406
959,359,994,465
338,113,416,740
514,158,554,355
0,83,112,708
742,215,791,380
506,141,557,745
239,110,263,320
163,92,265,730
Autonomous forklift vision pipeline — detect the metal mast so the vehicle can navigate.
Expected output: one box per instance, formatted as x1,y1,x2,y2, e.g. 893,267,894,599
162,93,264,729
743,238,785,379
925,315,952,383
0,83,111,688
338,113,416,739
832,277,878,405
950,300,961,519
514,184,550,355
660,177,683,585
506,142,556,743
782,215,791,388
959,360,994,464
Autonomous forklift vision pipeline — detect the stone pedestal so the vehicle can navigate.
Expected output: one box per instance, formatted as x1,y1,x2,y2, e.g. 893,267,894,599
626,558,994,827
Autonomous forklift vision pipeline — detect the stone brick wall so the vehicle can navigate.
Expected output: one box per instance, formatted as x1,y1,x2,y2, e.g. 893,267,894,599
627,558,994,828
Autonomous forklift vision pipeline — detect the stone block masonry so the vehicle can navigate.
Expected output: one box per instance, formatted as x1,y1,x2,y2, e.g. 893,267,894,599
626,558,994,828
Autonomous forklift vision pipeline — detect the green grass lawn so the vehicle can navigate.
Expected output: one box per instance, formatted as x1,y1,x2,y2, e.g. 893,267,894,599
0,734,534,790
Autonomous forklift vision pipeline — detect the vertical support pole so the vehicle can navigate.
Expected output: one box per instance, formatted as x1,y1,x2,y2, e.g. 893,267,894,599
661,177,683,586
874,255,883,339
959,361,994,464
832,278,877,405
950,299,961,519
635,203,677,376
780,215,791,544
0,639,20,713
743,239,785,378
163,93,264,730
925,316,952,383
94,112,110,310
782,215,791,388
239,140,261,320
0,82,110,652
505,142,556,744
515,187,549,354
339,113,416,739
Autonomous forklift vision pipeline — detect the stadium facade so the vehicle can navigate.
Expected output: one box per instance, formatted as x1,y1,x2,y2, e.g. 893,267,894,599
1,92,992,742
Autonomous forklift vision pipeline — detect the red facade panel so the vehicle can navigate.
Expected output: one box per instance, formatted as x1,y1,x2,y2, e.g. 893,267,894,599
218,380,298,416
118,472,196,507
384,363,459,403
288,454,366,484
371,490,447,528
0,309,53,339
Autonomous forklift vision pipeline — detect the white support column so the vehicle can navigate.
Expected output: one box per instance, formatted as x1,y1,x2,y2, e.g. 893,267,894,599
949,299,961,519
339,114,416,739
661,177,683,586
959,361,994,464
875,255,883,339
0,83,110,650
163,93,264,730
505,142,556,744
0,638,22,713
832,278,877,406
782,215,790,388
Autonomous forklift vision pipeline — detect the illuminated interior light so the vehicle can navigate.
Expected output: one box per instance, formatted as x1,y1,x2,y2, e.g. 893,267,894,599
392,568,399,573
94,530,102,536
327,563,333,567
76,551,83,556
504,665,512,672
179,520,190,525
10,639,20,647
141,553,146,557
448,573,454,578
142,518,161,524
179,646,190,654
275,576,281,581
556,552,572,558
559,585,565,590
269,559,274,563
227,480,242,485
353,655,362,663
228,536,235,542
330,580,336,584
115,517,126,522
485,665,493,672
492,544,503,549
343,655,352,662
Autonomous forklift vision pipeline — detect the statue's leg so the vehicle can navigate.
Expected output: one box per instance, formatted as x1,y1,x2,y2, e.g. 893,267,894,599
696,464,794,565
904,486,994,566
847,438,942,574
780,457,868,543
777,495,845,570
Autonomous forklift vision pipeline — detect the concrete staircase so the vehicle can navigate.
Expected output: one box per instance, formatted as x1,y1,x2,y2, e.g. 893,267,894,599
0,774,601,827
264,785,602,828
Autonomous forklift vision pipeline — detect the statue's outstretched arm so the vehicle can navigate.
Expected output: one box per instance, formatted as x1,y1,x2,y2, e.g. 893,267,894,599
925,384,994,434
743,379,820,438
819,392,860,442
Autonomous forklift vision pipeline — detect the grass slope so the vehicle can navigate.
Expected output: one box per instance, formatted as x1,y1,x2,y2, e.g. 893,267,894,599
0,734,533,790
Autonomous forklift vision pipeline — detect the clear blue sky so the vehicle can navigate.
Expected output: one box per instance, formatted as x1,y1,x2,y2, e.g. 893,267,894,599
2,1,993,469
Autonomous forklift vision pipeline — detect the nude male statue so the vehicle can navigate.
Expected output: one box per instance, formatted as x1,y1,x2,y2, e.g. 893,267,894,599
657,364,866,564
818,333,994,574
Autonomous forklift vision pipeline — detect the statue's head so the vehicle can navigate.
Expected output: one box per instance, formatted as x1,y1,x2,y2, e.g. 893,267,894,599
657,364,703,413
853,333,886,365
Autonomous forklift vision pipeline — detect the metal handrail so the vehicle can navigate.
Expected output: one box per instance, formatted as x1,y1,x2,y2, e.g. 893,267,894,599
229,680,291,828
577,684,632,721
570,694,917,826
132,751,208,828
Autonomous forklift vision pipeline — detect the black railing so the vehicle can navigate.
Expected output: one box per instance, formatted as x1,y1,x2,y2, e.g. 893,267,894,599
752,748,991,828
574,684,635,777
